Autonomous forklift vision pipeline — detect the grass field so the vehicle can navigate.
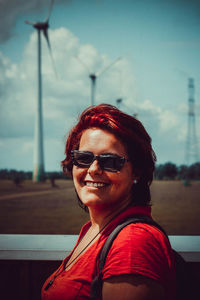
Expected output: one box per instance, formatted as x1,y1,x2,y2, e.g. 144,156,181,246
0,179,199,235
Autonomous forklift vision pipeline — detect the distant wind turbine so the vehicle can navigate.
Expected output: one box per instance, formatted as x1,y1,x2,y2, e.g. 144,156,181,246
25,0,56,182
116,98,123,109
76,56,121,106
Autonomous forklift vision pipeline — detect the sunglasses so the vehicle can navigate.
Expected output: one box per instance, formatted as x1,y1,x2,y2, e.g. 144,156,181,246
71,150,129,172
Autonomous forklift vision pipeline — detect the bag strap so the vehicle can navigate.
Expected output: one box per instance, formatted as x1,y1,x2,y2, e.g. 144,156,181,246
90,214,168,299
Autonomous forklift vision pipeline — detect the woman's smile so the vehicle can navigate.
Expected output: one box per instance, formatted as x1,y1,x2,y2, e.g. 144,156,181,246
84,181,109,188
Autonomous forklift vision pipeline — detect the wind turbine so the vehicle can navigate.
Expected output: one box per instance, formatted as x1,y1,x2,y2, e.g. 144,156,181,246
116,98,123,109
76,56,121,106
25,0,55,182
115,98,138,118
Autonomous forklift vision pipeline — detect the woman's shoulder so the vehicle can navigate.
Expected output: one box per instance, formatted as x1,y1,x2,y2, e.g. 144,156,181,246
104,223,173,278
102,221,175,283
117,221,169,242
110,221,172,256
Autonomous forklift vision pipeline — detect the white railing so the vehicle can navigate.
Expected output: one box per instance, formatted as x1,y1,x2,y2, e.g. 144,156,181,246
0,234,200,262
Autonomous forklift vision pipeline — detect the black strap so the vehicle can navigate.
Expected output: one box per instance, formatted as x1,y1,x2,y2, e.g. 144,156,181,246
90,215,167,299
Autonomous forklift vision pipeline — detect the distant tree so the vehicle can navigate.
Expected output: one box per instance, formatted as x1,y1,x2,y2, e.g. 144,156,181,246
195,163,200,179
6,169,25,186
0,169,9,179
162,162,178,179
0,169,70,181
154,164,165,180
187,163,200,180
48,172,59,188
13,177,23,187
154,162,178,180
178,165,188,180
24,172,32,180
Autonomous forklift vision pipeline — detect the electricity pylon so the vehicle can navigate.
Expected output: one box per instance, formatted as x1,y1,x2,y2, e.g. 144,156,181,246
185,78,199,165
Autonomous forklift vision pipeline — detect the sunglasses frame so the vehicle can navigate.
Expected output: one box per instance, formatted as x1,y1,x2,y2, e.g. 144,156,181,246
71,150,129,172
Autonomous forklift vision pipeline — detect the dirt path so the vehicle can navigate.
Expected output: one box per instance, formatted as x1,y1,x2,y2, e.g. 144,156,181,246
0,189,61,200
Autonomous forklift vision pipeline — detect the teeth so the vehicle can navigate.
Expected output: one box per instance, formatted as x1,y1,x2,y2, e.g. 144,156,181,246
85,182,106,187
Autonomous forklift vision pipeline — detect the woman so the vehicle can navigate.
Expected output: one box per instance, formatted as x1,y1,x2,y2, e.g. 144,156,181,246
41,104,176,300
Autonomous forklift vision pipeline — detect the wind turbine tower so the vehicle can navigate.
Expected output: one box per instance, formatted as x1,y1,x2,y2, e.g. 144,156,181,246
89,74,96,106
185,78,199,165
25,0,55,182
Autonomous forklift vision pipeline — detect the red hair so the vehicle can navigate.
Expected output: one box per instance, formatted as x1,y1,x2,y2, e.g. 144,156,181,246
62,104,156,206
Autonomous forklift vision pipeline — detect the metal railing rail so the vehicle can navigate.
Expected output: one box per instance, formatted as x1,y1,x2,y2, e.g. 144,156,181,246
0,234,200,262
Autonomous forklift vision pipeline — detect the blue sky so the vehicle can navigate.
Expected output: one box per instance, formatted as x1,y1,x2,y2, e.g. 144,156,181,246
0,0,200,171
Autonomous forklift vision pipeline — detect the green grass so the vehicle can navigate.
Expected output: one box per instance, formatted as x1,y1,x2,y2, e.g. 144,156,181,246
0,179,199,235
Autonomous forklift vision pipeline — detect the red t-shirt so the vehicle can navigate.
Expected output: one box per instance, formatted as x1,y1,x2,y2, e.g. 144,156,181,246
41,206,176,300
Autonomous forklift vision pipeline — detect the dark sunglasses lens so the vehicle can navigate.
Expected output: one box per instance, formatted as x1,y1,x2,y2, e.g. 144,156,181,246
74,152,93,167
99,155,124,172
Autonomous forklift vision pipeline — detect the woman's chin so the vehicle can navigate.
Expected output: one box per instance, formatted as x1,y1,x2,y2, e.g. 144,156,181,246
81,195,108,209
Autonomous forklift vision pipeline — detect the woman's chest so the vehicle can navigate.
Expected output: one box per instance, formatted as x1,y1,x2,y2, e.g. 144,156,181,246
65,229,101,271
42,245,100,300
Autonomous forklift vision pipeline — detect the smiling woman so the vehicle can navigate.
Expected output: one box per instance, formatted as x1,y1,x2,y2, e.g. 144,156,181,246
41,104,176,300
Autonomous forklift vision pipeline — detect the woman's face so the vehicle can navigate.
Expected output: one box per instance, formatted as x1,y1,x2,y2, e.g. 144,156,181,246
72,128,134,211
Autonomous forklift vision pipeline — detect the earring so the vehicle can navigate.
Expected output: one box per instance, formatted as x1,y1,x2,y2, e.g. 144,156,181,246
133,179,137,184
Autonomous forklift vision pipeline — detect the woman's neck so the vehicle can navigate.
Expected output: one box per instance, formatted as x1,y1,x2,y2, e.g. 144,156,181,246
88,201,131,231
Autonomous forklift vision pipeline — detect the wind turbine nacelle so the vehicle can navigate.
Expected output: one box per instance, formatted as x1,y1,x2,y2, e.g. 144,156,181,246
34,22,49,30
89,74,96,81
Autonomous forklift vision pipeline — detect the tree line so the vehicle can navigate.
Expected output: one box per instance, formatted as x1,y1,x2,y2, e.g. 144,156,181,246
154,162,200,180
0,162,200,181
0,169,68,182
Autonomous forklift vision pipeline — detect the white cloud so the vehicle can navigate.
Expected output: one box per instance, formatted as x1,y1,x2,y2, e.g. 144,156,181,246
158,110,178,131
134,99,181,133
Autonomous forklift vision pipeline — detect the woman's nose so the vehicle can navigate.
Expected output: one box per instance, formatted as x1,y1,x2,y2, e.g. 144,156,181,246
87,159,103,175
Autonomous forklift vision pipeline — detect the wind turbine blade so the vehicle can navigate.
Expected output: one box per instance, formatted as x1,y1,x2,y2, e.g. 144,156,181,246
74,56,91,74
25,20,35,26
97,57,122,77
45,0,55,23
43,28,51,50
43,29,58,78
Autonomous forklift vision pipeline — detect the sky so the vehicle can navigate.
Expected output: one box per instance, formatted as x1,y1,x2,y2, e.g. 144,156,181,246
0,0,200,172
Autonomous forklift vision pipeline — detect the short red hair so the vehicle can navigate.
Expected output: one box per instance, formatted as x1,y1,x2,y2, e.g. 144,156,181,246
62,104,156,206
